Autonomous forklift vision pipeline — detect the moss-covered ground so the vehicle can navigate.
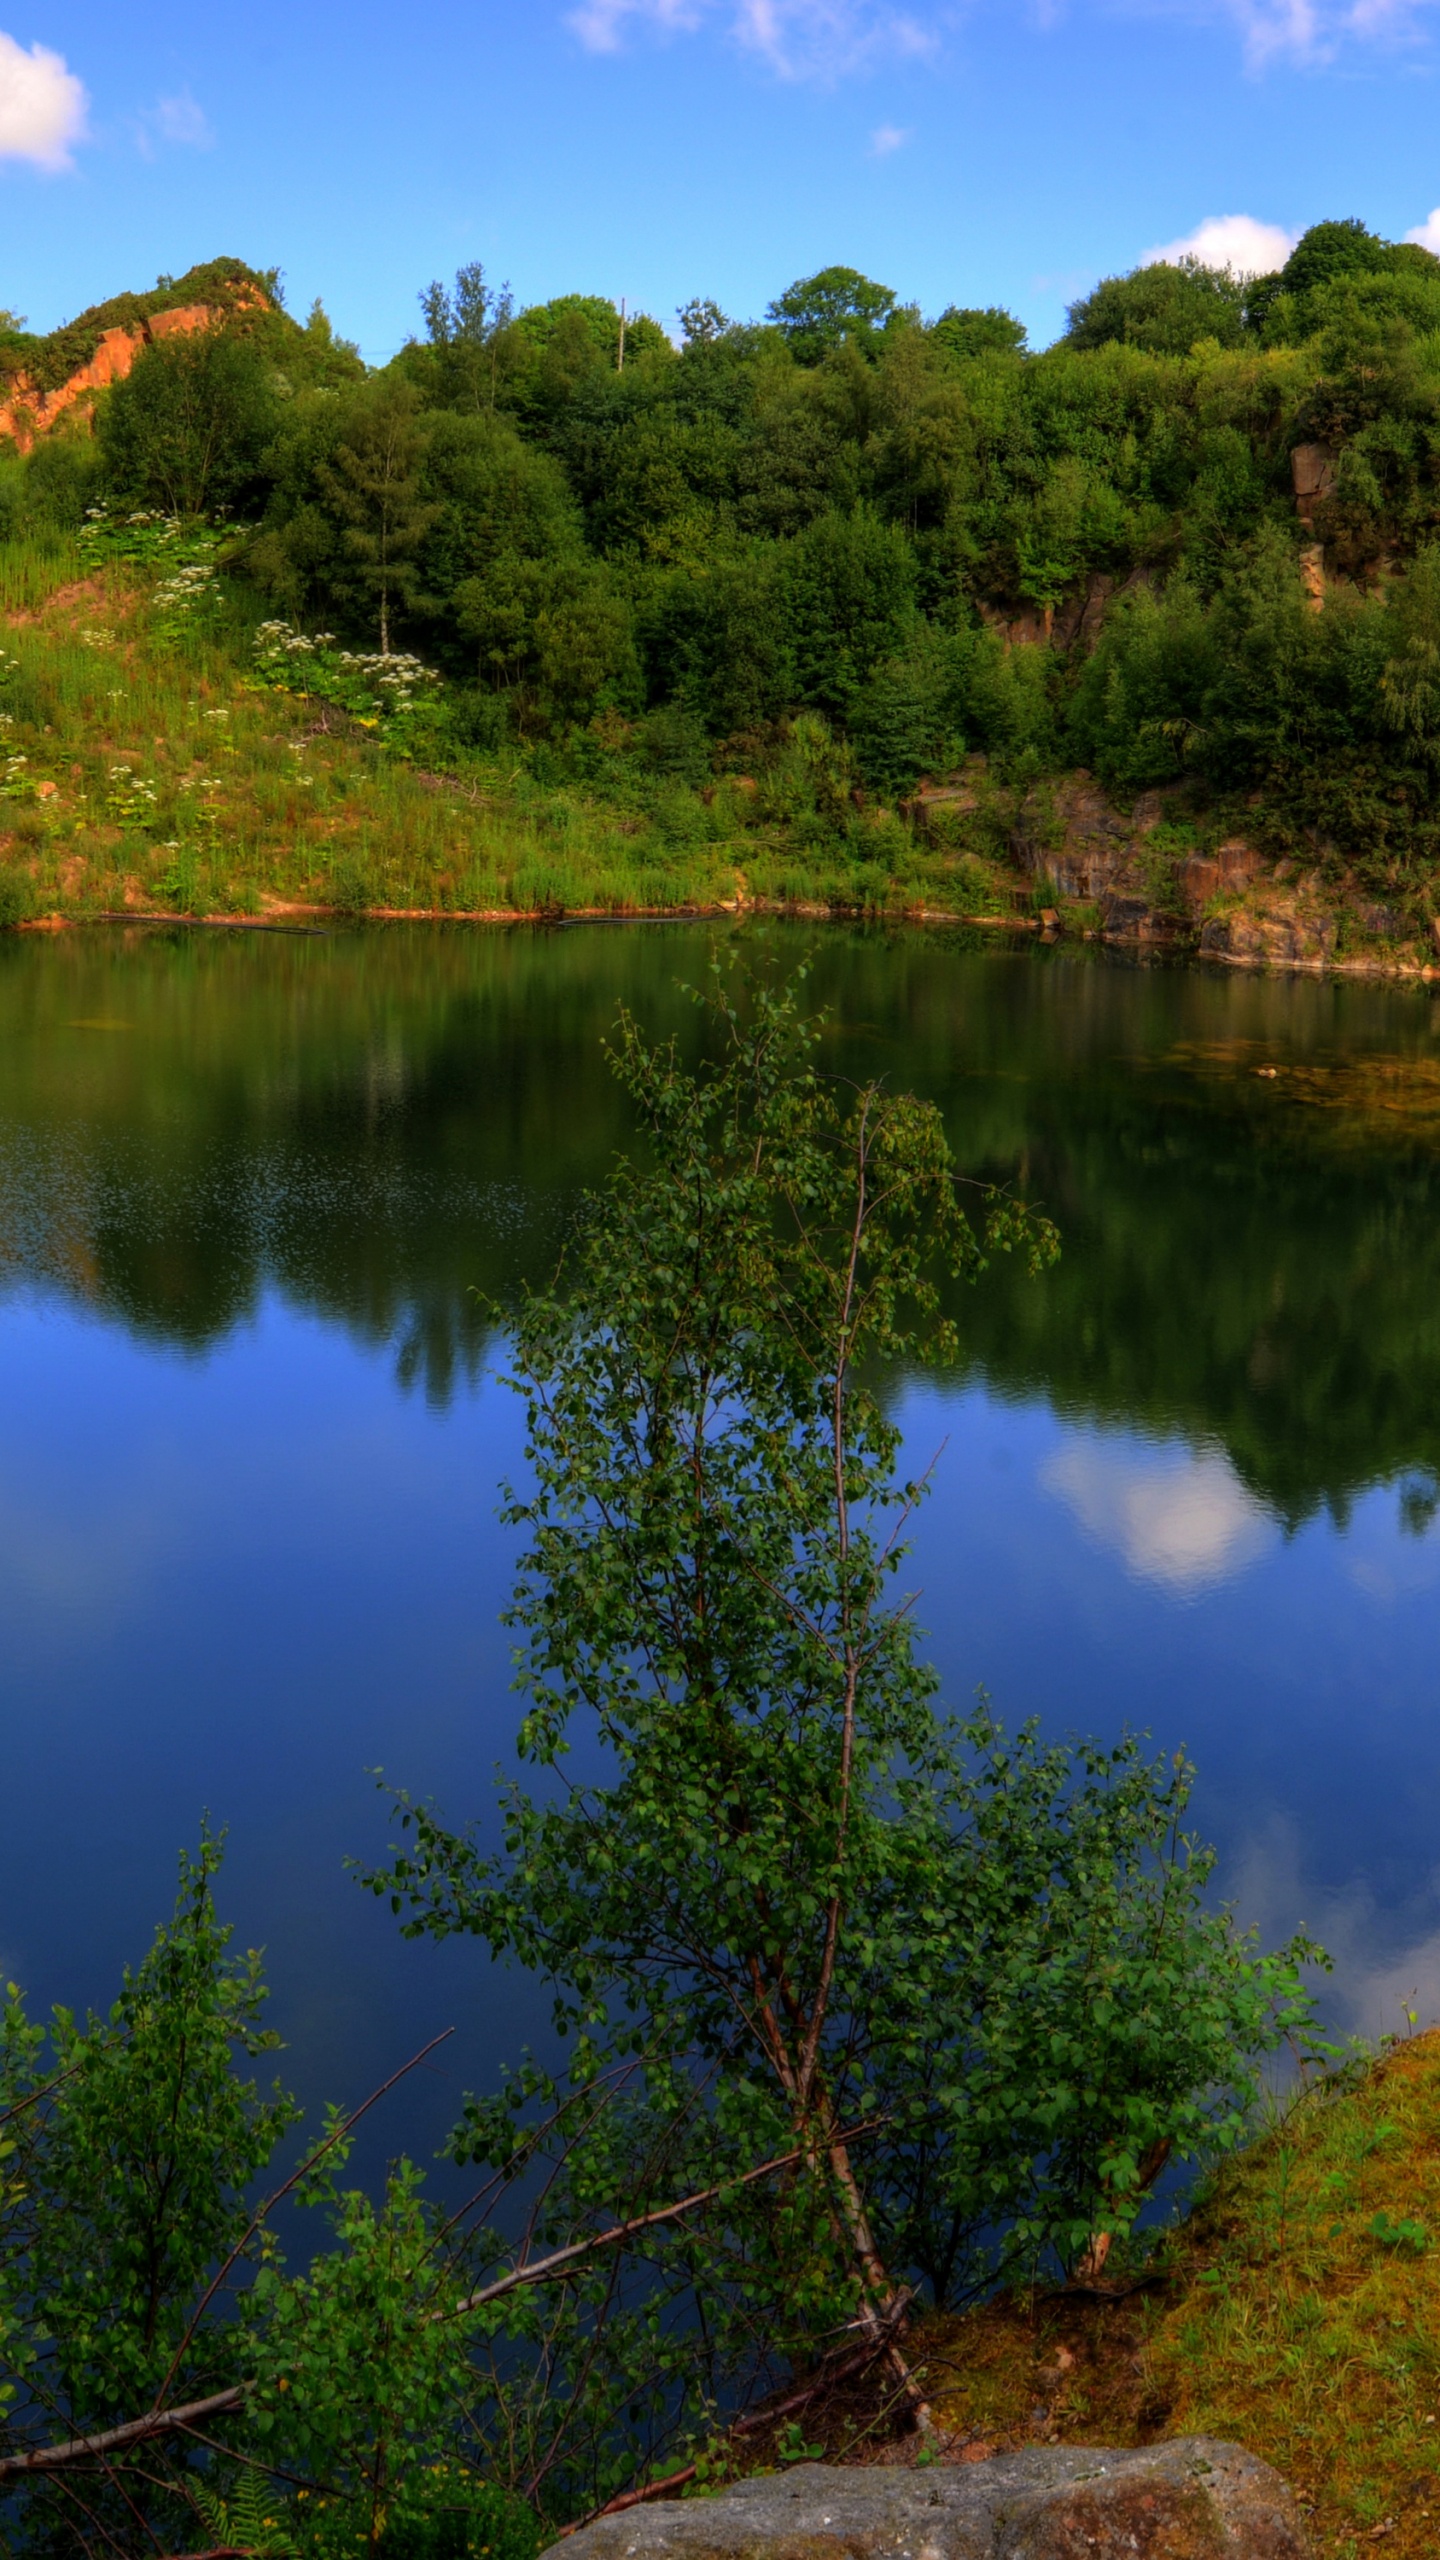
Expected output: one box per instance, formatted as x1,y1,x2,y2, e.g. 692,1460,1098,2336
898,2034,1440,2558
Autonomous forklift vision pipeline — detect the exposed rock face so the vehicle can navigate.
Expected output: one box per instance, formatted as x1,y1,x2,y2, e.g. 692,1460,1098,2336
1014,779,1154,903
1298,545,1326,612
0,289,267,453
1176,839,1262,905
979,570,1151,655
550,2447,1312,2560
1290,444,1337,527
1200,900,1336,969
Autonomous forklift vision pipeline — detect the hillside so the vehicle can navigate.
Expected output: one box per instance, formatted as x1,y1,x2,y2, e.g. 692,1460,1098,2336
8,221,1440,954
906,2031,1440,2559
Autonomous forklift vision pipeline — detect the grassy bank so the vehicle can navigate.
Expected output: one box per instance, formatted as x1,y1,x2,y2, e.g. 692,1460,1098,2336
903,2032,1440,2558
8,540,1440,983
0,543,1022,929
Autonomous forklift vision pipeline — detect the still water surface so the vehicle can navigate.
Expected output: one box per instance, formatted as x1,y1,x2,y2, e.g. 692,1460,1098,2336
3,921,1439,2178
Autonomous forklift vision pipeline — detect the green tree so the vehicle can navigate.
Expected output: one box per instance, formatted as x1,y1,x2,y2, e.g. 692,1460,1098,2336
782,504,919,714
930,305,1027,360
315,377,438,653
1065,258,1247,356
767,267,899,363
420,261,517,413
98,326,280,518
373,968,1320,2465
677,297,730,346
0,1839,299,2550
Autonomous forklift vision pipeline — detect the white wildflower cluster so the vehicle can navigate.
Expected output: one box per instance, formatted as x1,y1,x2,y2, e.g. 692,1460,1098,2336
253,621,337,664
82,503,192,570
1,752,29,799
334,650,438,702
251,622,438,724
78,626,116,651
105,764,159,825
0,713,13,730
154,561,218,616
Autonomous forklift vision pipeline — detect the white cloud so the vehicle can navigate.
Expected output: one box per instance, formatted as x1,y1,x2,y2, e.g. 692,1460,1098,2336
1143,211,1297,276
567,0,703,49
570,0,1440,74
152,90,212,148
870,119,910,150
1041,1435,1276,1597
567,0,939,76
1229,1816,1440,2042
1407,208,1440,253
0,30,86,170
1188,0,1435,67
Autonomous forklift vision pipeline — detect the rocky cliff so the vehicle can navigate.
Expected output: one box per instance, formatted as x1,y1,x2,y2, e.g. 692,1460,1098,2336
0,264,271,453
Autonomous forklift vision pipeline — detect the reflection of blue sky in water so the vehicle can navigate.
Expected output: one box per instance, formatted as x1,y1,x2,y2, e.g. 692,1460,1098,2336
5,1283,1440,2169
9,921,1440,2192
889,1384,1440,2060
5,1302,1440,2151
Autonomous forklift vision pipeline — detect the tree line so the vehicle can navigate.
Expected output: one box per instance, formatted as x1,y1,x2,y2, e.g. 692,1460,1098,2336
6,221,1440,891
8,227,1434,890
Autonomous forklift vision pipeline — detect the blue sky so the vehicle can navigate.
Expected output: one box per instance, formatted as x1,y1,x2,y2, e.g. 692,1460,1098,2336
3,0,1440,357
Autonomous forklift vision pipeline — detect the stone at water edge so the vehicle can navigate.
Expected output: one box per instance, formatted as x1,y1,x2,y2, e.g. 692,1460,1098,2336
545,2442,1313,2560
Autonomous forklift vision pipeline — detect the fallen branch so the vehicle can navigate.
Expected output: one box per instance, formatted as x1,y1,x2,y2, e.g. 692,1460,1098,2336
456,2120,887,2316
0,2391,247,2481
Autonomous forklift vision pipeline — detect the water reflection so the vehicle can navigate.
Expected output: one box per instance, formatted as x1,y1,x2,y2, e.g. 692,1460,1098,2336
1039,1435,1275,1596
4,922,1440,1520
3,921,1440,2145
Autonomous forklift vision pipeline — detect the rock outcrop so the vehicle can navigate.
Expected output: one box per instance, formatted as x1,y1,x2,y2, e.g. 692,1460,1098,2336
0,287,267,453
1199,899,1336,969
1290,444,1337,529
549,2446,1313,2560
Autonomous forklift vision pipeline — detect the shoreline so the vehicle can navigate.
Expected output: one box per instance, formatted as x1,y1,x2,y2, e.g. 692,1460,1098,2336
15,900,1440,983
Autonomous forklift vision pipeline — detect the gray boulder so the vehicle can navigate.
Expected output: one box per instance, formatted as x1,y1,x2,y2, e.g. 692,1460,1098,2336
547,2442,1311,2560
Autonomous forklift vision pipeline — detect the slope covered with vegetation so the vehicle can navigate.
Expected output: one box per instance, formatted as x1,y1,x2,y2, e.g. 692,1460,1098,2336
918,2029,1440,2560
8,220,1440,939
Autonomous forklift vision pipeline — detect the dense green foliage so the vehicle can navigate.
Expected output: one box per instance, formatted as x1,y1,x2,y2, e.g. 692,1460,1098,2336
368,971,1321,2483
0,970,1325,2546
13,222,1440,901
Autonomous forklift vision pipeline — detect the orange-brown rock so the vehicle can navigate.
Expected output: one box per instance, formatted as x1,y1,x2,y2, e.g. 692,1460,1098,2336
1176,838,1262,904
1200,897,1336,969
1290,443,1337,528
0,288,267,453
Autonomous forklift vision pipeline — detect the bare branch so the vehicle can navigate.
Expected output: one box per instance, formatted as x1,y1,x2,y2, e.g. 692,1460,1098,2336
0,2391,247,2481
454,2120,886,2316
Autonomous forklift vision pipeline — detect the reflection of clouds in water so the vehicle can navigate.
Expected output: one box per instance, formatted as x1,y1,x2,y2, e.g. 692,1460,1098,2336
1231,1816,1440,2043
1040,1435,1275,1596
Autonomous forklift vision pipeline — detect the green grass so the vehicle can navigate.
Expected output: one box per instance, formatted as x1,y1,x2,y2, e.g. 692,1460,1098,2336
0,545,1022,927
908,2034,1440,2559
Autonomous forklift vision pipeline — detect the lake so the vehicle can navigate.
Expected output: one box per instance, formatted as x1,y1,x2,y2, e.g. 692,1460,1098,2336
3,918,1439,2186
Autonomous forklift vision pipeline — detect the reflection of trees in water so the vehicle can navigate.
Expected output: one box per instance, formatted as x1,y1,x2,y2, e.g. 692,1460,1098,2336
2,924,1440,1510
